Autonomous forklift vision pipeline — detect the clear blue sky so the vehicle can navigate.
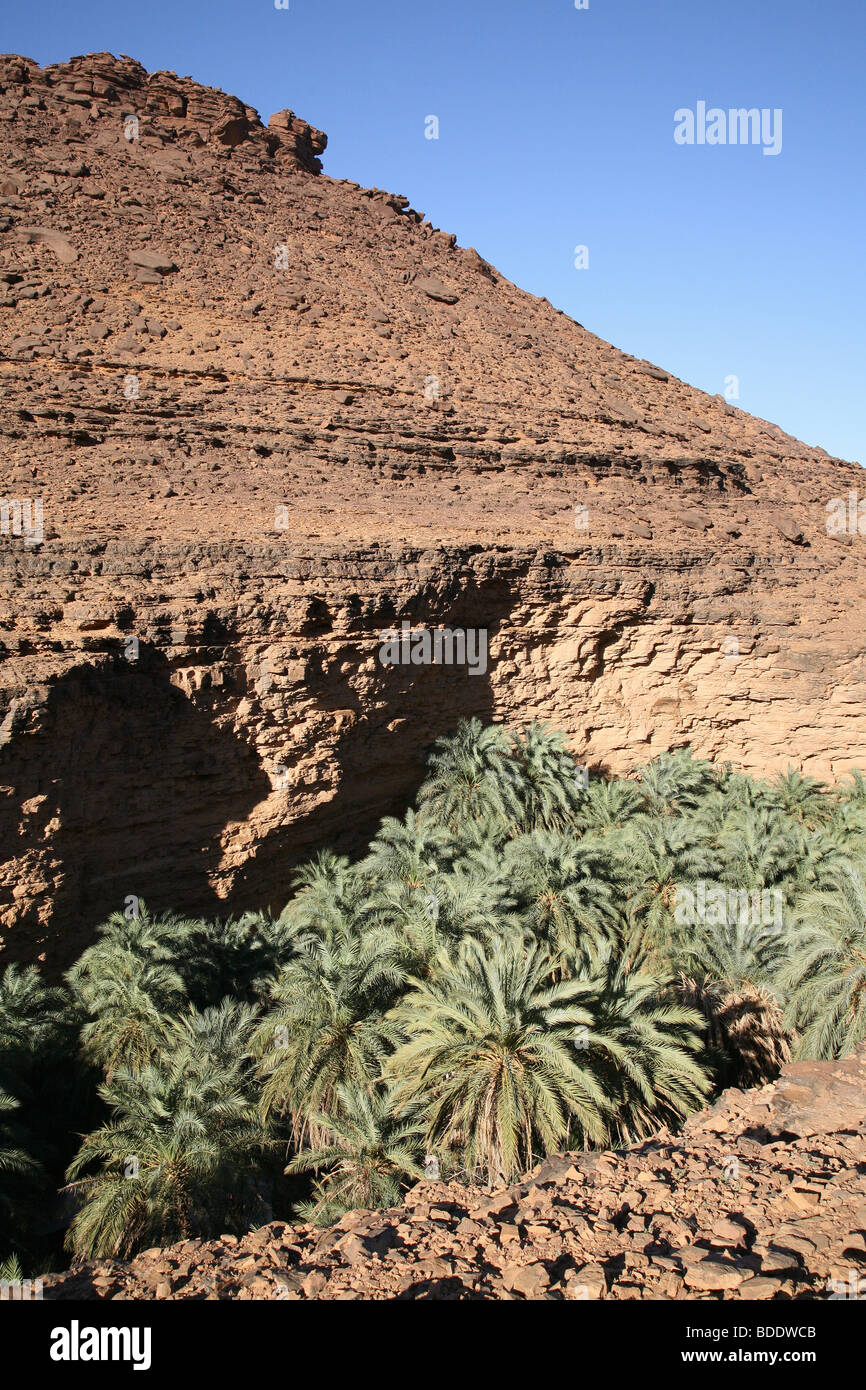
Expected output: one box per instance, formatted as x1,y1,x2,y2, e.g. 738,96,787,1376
8,0,864,462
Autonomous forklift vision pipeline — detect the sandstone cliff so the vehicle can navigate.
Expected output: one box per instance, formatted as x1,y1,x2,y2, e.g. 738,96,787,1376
1,53,865,963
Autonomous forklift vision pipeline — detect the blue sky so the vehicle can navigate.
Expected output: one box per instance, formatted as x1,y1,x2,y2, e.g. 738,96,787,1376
8,0,864,462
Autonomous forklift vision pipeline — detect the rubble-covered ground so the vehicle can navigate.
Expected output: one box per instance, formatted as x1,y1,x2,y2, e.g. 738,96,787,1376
43,1045,866,1301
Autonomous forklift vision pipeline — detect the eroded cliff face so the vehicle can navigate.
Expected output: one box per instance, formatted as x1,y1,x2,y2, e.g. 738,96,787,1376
1,53,864,965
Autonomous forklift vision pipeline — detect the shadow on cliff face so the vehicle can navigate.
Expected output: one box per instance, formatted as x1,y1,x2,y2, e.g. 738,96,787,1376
0,648,270,974
224,566,520,917
1,563,534,966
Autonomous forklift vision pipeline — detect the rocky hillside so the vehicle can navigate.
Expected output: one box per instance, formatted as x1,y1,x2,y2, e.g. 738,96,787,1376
1,52,865,964
43,1045,866,1300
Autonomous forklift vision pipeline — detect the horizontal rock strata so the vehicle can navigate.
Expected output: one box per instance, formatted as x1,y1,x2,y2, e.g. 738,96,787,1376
1,52,865,961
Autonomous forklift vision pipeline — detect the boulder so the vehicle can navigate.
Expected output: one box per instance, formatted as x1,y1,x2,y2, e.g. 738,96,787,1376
415,275,459,304
15,226,78,262
127,248,177,272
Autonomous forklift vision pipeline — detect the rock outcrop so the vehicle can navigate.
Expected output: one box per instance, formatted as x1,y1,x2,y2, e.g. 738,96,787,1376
42,1045,866,1300
1,52,865,964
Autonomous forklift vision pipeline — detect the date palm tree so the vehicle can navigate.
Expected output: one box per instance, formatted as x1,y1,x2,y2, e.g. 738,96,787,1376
782,861,866,1059
712,768,773,813
841,769,866,808
577,948,710,1144
510,722,585,832
633,748,714,816
786,817,860,895
0,1089,47,1268
362,886,445,982
766,768,833,828
669,897,788,988
66,903,196,1076
387,937,611,1186
676,975,791,1089
0,1253,23,1283
253,920,401,1142
0,1090,37,1179
68,943,187,1079
0,964,70,1071
170,998,261,1089
503,830,623,967
713,807,800,890
363,858,517,982
434,859,521,945
0,964,88,1264
575,777,645,832
173,912,296,1007
285,851,367,940
665,890,791,1086
621,818,706,965
417,718,520,846
286,1082,424,1224
361,809,454,889
63,1052,269,1260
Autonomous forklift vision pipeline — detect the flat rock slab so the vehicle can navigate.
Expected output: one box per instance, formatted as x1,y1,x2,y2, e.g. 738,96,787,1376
127,248,177,272
15,226,78,262
415,275,459,304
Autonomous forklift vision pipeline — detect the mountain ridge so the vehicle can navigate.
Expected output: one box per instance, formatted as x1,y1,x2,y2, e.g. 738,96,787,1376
1,51,865,962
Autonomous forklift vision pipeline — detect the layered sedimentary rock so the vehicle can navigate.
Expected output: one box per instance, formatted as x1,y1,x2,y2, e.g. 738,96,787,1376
1,53,865,964
42,1045,866,1300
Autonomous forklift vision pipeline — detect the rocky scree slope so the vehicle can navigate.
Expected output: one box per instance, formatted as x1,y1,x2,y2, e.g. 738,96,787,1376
1,53,865,963
43,1045,866,1301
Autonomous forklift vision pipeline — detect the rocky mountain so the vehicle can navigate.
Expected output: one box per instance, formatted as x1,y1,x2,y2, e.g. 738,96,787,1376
42,1044,866,1300
1,52,864,964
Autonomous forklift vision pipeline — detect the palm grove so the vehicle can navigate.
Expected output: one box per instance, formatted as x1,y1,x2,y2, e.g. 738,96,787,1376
3,720,866,1274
